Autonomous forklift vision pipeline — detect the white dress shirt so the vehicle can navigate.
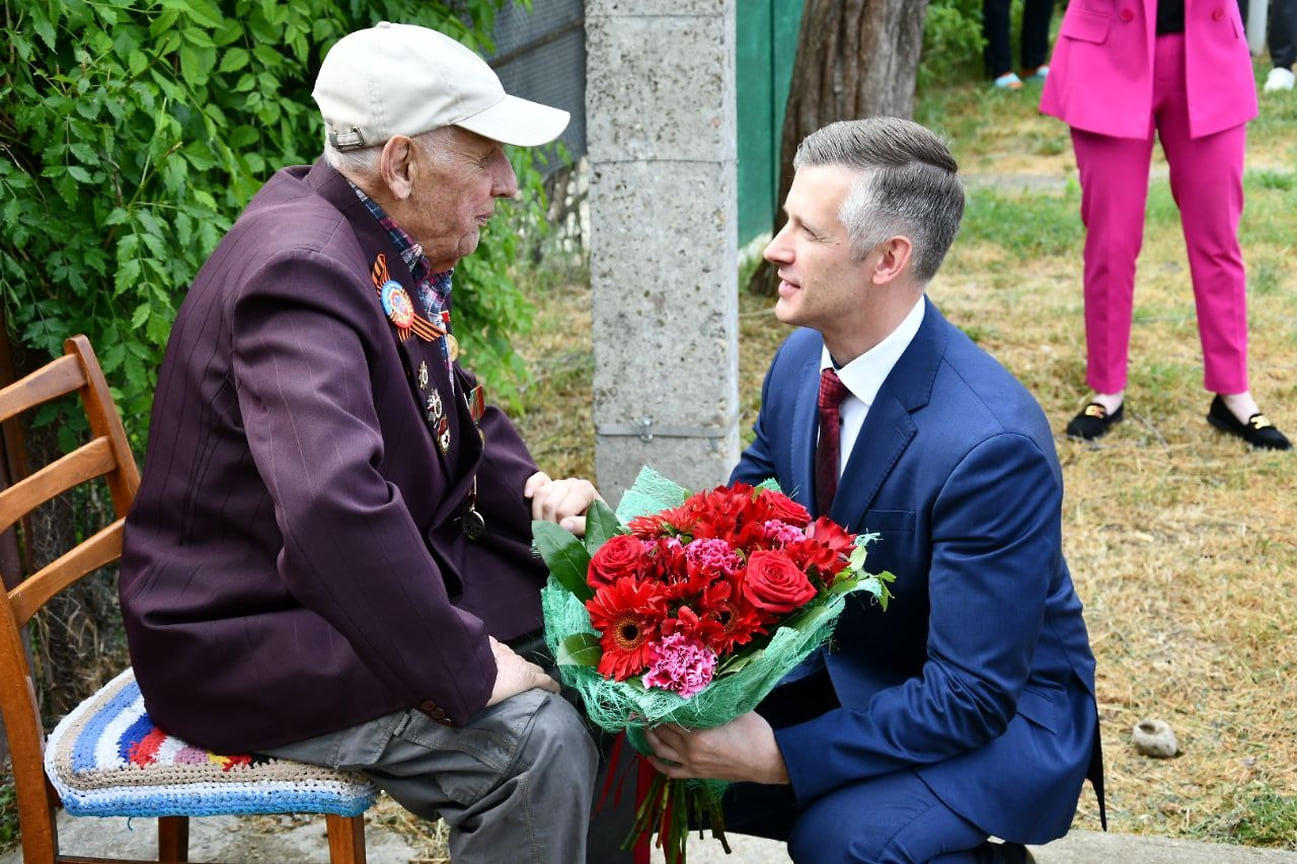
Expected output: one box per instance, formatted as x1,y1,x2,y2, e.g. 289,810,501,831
820,297,926,476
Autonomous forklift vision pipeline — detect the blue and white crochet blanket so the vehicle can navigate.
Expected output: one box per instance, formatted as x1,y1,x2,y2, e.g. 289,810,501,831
44,668,377,818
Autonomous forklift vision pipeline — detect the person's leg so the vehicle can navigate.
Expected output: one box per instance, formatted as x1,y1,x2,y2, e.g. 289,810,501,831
1153,34,1250,397
784,769,993,864
264,689,598,864
1270,0,1297,70
983,0,1018,84
1070,128,1154,398
1020,0,1055,73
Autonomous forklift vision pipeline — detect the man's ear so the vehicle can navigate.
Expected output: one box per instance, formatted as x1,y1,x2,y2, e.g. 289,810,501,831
872,235,913,285
378,136,416,200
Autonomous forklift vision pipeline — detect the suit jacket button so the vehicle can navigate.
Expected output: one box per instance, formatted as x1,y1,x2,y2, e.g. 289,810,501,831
419,700,447,721
1119,8,1134,22
1211,7,1224,19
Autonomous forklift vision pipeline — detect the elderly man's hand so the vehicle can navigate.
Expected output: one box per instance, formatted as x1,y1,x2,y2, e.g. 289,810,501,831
524,471,601,536
644,712,791,785
485,636,559,706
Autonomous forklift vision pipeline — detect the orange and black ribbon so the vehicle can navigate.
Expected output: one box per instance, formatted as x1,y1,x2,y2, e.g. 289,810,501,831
370,254,445,342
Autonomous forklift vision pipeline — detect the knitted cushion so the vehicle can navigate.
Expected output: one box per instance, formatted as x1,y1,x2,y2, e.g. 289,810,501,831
44,668,378,818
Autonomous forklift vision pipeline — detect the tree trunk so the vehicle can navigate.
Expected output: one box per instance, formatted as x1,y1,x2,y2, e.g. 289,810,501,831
748,0,931,295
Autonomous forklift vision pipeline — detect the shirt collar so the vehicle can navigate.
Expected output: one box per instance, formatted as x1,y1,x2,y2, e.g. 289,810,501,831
821,296,926,408
347,180,453,317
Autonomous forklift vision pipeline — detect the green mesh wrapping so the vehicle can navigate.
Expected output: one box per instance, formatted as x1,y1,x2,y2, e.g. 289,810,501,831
541,576,857,736
542,465,884,741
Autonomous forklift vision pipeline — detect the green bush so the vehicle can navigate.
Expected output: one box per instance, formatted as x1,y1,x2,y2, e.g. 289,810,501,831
921,0,987,87
0,0,550,446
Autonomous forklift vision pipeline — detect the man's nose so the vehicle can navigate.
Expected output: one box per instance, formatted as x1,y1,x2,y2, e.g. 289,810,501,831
764,224,792,263
493,154,519,199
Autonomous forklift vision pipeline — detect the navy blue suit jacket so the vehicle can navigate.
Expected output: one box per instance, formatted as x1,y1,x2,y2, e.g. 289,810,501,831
732,299,1101,843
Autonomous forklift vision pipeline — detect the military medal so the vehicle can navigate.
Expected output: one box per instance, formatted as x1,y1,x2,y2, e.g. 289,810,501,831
425,390,443,423
436,311,460,362
380,281,416,340
436,416,451,453
370,254,447,342
462,479,486,541
466,385,485,424
417,361,429,391
462,507,486,540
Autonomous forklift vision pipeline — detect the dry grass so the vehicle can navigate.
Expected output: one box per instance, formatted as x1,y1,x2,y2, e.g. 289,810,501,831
503,70,1297,849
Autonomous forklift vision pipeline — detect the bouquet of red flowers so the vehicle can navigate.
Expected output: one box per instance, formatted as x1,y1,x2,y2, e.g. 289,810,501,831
534,467,894,863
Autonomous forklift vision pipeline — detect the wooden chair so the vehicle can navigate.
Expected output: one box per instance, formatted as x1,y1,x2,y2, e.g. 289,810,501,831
0,335,376,863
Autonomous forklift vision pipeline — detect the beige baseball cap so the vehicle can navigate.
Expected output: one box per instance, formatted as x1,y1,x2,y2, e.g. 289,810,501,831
312,21,570,150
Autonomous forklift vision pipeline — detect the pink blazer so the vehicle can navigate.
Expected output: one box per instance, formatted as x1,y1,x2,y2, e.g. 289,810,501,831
1040,0,1257,139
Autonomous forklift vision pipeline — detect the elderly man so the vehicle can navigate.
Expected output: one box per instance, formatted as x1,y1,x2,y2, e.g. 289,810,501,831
120,23,601,863
642,118,1104,864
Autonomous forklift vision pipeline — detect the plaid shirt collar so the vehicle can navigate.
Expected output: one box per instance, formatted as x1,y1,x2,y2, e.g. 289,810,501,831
348,181,453,318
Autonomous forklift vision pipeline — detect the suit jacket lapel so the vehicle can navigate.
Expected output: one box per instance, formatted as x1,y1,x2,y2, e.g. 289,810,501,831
831,298,946,527
790,349,821,511
306,160,479,525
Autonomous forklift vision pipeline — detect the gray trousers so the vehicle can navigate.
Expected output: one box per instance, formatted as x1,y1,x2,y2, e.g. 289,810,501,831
263,688,617,864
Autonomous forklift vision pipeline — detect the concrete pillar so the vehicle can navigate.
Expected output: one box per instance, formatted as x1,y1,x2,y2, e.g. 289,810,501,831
1247,0,1268,55
585,0,740,504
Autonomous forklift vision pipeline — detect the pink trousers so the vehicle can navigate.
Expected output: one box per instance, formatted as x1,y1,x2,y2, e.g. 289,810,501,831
1071,33,1249,395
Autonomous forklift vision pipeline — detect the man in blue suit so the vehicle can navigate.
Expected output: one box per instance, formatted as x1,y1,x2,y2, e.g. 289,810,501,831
644,118,1104,863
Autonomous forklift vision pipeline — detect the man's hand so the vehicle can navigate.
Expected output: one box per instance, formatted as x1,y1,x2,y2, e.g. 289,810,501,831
485,636,559,706
524,471,601,536
644,712,791,785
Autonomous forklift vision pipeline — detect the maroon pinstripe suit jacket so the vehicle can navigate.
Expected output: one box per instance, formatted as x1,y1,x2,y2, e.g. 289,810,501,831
120,160,546,753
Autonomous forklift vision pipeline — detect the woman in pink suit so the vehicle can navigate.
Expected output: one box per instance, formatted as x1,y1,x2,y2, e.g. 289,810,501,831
1041,0,1291,449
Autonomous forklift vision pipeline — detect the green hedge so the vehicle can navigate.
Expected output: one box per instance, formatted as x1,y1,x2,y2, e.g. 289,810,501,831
0,0,548,447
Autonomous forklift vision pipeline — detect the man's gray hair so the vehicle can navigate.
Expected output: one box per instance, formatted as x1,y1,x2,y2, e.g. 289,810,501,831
793,117,964,284
322,126,457,178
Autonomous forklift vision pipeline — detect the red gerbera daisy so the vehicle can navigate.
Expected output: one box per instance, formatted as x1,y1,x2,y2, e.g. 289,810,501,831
586,576,668,680
695,574,767,656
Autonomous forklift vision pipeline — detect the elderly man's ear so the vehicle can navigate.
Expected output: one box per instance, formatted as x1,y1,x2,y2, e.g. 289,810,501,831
379,135,417,200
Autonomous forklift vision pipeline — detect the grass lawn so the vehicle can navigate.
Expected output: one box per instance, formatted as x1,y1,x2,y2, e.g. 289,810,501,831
505,62,1297,850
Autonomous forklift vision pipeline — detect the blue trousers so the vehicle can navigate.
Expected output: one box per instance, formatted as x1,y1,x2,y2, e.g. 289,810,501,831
716,672,997,864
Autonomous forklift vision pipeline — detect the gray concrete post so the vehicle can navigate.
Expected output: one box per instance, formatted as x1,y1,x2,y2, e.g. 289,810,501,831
585,0,740,505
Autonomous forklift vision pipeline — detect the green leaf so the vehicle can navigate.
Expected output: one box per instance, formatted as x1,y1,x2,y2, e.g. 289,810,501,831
33,18,57,51
178,45,212,89
555,633,601,667
532,520,594,601
173,0,224,29
583,498,622,555
218,47,249,73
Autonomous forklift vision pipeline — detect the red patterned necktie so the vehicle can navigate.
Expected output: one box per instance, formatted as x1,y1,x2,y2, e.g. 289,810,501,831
815,367,850,516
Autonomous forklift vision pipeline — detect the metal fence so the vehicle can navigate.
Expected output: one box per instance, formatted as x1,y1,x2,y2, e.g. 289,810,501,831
487,0,587,170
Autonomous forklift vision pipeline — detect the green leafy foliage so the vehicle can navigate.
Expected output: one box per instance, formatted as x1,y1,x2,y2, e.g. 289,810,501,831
0,0,548,445
920,0,988,87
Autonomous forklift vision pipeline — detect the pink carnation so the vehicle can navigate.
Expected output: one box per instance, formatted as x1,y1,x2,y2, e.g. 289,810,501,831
684,537,743,577
642,632,717,698
761,519,805,546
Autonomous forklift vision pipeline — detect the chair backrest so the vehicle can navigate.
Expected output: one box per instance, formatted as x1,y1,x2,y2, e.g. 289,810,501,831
0,334,141,862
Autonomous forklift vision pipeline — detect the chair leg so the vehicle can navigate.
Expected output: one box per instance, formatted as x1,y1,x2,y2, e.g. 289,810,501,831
325,813,367,864
158,815,189,863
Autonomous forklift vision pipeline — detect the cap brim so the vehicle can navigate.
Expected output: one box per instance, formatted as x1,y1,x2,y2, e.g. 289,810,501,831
454,94,570,147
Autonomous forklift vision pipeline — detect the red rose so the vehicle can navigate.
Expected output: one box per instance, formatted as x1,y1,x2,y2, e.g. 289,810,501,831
757,490,811,527
741,550,817,615
589,534,646,586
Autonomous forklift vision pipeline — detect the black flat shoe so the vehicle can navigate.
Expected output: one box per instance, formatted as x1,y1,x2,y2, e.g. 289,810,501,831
1066,402,1123,440
1207,395,1292,450
974,841,1033,864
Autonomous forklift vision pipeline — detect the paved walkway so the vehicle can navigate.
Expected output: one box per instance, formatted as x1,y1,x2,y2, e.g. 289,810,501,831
6,810,1297,863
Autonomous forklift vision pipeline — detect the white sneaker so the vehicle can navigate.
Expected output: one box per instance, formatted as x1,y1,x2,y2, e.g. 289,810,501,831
1264,66,1295,92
